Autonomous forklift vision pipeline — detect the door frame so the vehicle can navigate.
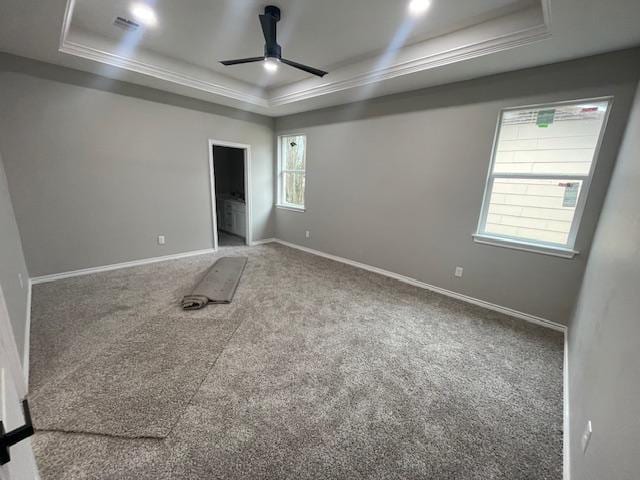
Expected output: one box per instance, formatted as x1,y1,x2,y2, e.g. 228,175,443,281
0,286,39,479
0,288,25,401
207,139,252,250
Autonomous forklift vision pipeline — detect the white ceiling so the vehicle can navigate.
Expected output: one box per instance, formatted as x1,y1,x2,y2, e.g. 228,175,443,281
0,0,639,117
70,0,535,89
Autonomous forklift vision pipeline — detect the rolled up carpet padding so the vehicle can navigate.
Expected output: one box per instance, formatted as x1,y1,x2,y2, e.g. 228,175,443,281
182,256,248,310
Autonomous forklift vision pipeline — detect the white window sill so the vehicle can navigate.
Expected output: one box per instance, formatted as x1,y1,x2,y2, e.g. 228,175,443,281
472,233,579,259
276,204,306,213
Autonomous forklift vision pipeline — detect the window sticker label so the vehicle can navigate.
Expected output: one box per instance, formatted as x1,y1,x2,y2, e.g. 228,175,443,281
536,109,556,128
560,182,579,207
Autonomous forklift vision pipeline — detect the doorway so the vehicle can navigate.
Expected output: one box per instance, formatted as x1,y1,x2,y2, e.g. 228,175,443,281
0,286,39,478
208,140,252,249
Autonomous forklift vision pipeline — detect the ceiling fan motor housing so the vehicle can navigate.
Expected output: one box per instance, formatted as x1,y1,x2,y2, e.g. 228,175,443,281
264,5,281,21
264,5,282,59
264,43,282,59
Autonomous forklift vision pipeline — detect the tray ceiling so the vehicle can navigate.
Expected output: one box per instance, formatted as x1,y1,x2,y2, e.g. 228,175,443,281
59,0,551,111
68,0,538,89
1,0,640,116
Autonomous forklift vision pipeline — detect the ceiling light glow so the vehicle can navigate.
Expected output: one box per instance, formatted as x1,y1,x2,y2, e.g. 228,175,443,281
408,0,431,16
130,3,158,27
264,58,279,73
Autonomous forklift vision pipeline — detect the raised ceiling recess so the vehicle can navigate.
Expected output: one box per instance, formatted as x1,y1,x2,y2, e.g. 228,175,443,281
59,0,551,113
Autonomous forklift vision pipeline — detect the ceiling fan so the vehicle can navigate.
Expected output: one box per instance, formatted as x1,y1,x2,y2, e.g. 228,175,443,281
220,5,328,78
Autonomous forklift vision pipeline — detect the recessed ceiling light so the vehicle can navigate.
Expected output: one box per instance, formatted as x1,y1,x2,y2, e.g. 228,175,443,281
408,0,431,16
264,58,279,73
130,3,157,27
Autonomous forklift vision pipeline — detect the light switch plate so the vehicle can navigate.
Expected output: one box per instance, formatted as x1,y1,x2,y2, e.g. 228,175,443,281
305,230,310,239
454,266,464,278
158,235,166,245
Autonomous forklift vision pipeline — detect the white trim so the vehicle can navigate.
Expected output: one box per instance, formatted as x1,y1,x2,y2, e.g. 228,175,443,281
270,239,566,332
208,139,253,248
22,279,32,387
30,249,216,285
244,146,253,246
472,234,579,259
276,205,306,213
58,40,269,108
58,0,268,108
250,238,277,246
58,0,75,50
58,0,550,110
541,0,552,28
0,285,40,477
563,330,570,480
0,287,28,400
269,22,551,106
208,143,219,251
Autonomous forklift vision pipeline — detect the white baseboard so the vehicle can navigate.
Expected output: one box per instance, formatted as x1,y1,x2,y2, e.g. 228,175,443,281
23,279,32,387
271,239,567,333
250,238,277,246
30,241,280,284
30,248,216,285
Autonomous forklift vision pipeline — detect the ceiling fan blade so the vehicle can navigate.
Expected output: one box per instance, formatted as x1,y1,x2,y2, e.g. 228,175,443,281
259,14,276,46
281,58,328,78
220,57,264,66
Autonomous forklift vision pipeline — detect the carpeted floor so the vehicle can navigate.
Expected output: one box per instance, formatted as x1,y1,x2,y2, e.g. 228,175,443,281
29,243,564,479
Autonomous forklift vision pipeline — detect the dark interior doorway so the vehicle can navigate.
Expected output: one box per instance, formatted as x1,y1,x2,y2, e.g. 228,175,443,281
213,145,247,246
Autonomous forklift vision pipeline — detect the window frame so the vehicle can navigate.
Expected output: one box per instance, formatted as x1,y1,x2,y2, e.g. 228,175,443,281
473,96,614,259
277,133,307,211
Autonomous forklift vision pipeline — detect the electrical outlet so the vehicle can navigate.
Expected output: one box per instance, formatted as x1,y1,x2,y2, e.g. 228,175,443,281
305,230,310,239
581,420,593,454
18,273,24,289
158,235,166,245
454,266,464,278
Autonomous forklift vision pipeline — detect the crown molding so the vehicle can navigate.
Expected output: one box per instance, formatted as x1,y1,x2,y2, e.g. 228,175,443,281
269,22,551,106
58,0,552,111
58,39,270,107
59,0,268,108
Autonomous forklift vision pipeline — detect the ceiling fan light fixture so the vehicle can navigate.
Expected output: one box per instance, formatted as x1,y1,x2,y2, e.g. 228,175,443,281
130,3,158,27
264,57,279,73
408,0,431,16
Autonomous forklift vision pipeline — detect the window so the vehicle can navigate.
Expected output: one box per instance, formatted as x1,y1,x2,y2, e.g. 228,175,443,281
278,134,307,210
475,98,612,257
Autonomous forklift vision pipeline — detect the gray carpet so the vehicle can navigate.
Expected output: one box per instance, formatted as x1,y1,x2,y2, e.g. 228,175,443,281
31,312,244,437
30,243,563,479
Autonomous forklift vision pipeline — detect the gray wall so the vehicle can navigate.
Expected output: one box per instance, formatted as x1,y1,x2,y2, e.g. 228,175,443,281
0,55,275,277
568,81,640,480
0,149,30,362
274,48,640,325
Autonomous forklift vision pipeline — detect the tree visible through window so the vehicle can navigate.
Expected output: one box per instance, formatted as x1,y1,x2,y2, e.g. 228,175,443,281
475,98,611,254
279,134,306,208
